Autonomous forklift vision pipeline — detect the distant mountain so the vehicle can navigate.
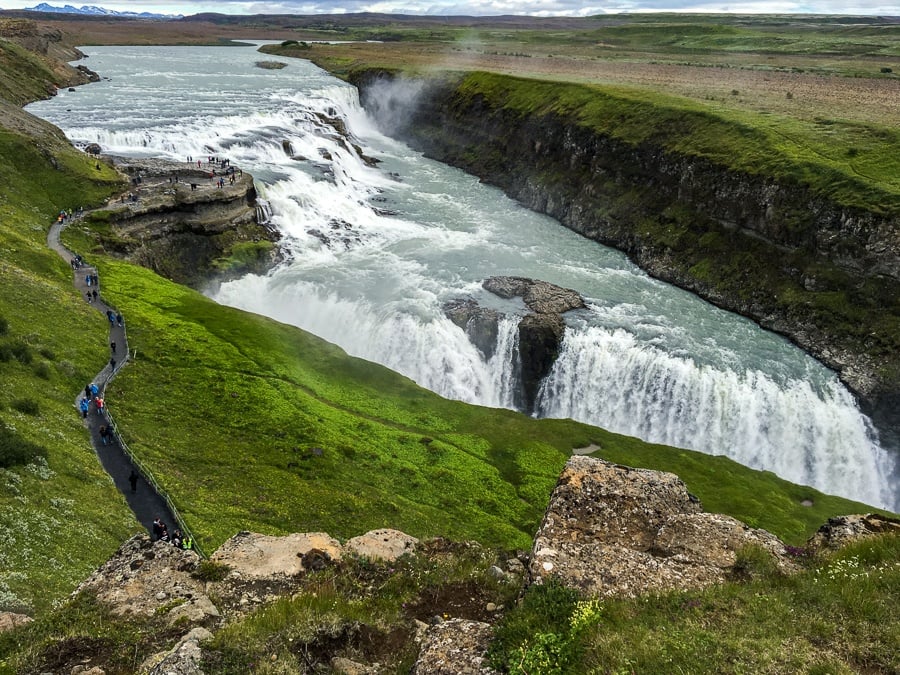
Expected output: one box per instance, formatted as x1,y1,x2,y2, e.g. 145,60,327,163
24,3,181,19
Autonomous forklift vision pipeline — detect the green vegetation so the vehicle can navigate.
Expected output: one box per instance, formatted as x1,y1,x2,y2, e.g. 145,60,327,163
3,534,896,674
489,534,900,673
0,20,897,675
447,71,900,214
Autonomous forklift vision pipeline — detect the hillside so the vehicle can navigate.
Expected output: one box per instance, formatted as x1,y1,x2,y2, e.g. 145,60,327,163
0,17,897,675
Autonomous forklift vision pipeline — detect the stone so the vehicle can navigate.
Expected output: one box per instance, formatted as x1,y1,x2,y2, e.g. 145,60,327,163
443,298,500,359
209,531,342,578
0,612,32,633
344,528,419,562
147,627,211,675
529,456,797,598
806,513,900,551
411,619,499,674
76,535,211,620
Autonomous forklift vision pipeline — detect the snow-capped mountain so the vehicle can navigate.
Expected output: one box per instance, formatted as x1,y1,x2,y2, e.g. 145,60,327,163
24,3,182,19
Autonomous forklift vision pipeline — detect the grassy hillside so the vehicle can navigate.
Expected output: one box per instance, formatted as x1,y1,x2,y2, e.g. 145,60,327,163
0,123,134,614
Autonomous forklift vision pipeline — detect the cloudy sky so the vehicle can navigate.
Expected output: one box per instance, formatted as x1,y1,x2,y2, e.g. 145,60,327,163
2,0,898,17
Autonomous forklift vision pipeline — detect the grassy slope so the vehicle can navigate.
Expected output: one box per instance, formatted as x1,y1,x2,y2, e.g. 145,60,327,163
0,124,135,614
57,228,887,554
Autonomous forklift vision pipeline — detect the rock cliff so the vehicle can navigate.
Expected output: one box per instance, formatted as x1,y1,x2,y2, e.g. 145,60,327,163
84,156,280,288
349,70,900,444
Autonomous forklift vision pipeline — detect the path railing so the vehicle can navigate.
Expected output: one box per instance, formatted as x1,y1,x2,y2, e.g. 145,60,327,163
54,216,207,558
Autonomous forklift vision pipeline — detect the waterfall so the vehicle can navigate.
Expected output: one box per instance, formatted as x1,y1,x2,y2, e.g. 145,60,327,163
536,326,895,508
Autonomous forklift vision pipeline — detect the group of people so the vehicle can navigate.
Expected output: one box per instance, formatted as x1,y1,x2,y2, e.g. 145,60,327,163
152,517,193,550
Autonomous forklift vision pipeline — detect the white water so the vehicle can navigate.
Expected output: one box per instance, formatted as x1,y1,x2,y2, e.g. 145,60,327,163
27,44,898,510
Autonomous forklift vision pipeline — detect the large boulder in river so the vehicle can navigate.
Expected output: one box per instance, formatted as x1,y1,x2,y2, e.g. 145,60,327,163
529,456,797,598
444,298,500,360
483,276,585,413
482,276,585,315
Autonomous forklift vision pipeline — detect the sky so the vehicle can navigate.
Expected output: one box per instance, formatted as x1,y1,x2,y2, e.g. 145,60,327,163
1,0,898,17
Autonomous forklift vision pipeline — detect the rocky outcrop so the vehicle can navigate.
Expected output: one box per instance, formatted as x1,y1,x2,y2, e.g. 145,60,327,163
0,611,32,633
411,619,498,675
806,513,900,551
345,528,419,561
86,156,280,288
528,456,797,598
351,70,900,440
76,535,217,624
446,276,585,412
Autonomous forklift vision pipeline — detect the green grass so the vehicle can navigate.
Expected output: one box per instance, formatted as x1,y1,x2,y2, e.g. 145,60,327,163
450,71,900,215
490,535,900,673
0,129,135,614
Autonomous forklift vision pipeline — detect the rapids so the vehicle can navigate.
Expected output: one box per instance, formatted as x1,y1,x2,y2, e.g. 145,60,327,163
26,44,898,510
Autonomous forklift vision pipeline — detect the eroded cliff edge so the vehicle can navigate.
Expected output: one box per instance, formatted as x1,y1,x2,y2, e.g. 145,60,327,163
347,69,900,442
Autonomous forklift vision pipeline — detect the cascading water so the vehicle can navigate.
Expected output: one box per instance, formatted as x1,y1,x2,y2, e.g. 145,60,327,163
26,44,898,510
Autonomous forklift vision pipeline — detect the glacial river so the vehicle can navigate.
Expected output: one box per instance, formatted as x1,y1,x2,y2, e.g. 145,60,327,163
27,43,898,510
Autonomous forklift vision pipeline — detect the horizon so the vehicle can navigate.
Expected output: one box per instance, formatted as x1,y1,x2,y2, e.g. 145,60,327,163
3,1,899,19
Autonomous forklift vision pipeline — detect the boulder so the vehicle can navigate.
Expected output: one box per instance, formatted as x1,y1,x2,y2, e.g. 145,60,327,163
146,627,212,675
210,531,342,579
411,619,498,675
483,276,585,315
344,528,419,562
529,456,796,598
806,513,900,551
0,612,32,633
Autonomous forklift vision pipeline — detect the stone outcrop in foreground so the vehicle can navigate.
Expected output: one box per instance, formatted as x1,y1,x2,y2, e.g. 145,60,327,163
529,455,798,597
56,463,897,674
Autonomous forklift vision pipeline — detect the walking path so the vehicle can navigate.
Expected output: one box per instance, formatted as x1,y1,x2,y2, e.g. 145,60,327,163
47,215,184,544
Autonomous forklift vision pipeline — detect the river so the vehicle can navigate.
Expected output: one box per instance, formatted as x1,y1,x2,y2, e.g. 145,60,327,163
26,43,897,510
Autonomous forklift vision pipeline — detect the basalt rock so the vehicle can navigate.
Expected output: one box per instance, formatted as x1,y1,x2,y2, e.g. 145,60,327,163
86,156,280,288
483,276,585,413
445,277,585,412
806,513,900,551
528,456,797,598
443,298,500,360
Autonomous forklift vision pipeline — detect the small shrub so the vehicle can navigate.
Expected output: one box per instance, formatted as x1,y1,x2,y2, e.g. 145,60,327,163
880,67,893,73
10,342,32,365
730,89,740,96
786,91,793,99
0,317,8,336
847,147,859,157
732,544,778,580
11,399,40,416
38,347,55,361
0,420,47,467
193,560,231,582
489,577,584,671
34,362,51,380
